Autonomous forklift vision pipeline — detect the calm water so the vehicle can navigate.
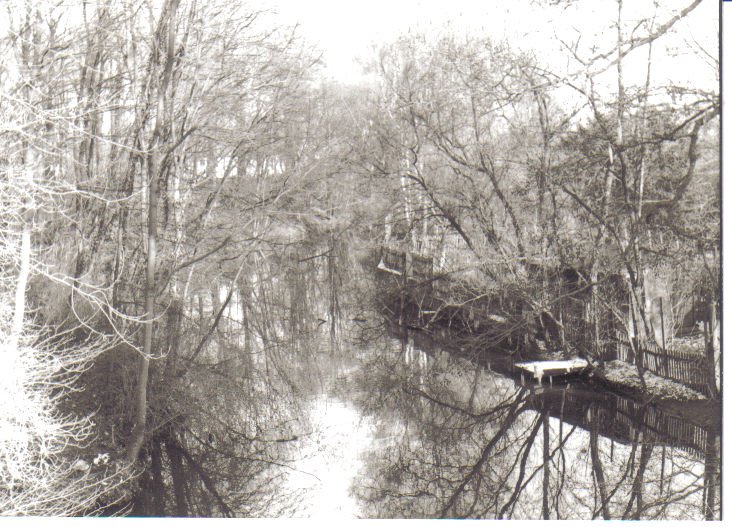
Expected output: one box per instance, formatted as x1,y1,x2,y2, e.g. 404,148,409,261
280,330,720,520
135,323,720,519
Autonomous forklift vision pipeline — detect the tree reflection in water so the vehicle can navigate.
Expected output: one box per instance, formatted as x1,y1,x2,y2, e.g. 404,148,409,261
132,353,308,517
351,332,720,520
130,275,719,521
130,246,357,517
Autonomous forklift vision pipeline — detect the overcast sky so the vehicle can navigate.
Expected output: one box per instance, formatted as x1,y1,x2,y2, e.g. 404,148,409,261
256,0,718,91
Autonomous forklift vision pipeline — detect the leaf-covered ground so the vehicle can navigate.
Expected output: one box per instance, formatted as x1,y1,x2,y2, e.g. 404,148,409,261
597,360,707,401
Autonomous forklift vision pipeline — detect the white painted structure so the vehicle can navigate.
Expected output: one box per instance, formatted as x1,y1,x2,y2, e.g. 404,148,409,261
515,358,589,385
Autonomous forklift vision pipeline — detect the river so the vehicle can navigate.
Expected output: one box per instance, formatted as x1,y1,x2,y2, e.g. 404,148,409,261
270,327,720,520
130,278,720,520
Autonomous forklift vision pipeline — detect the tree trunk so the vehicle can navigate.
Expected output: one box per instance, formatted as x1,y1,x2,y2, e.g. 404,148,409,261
589,405,610,519
704,295,719,398
542,409,550,520
165,434,189,517
127,0,180,463
150,437,166,516
703,429,719,520
10,161,33,350
623,434,653,520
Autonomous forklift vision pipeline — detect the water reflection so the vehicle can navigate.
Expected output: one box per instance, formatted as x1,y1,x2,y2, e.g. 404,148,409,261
285,394,373,518
132,358,305,517
350,331,720,520
133,292,719,520
130,245,355,517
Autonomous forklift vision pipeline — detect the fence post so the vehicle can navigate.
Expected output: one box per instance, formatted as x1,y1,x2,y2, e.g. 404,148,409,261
660,297,669,378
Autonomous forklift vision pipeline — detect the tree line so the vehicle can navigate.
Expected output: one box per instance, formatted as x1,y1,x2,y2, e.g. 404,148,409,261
0,0,718,516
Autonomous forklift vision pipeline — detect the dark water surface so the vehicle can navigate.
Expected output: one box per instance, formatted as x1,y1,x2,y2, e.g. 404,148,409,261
344,330,720,520
135,321,720,519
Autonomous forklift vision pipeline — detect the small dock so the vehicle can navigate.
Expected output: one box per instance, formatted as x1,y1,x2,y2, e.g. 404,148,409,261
515,358,589,386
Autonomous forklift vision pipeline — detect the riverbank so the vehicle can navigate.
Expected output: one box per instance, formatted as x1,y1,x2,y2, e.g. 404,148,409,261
377,264,717,405
591,360,707,401
382,315,721,438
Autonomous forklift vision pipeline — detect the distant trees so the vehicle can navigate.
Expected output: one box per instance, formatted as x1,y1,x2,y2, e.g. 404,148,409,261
366,0,718,378
365,34,564,351
0,0,719,517
369,35,539,271
0,0,331,514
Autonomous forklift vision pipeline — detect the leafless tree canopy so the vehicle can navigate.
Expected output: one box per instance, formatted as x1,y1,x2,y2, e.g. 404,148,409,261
0,0,718,519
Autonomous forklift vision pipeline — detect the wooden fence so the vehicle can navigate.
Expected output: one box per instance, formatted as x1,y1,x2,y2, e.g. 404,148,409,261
379,247,433,280
614,331,712,397
558,314,713,397
378,248,715,398
381,247,406,273
614,394,708,459
544,389,709,458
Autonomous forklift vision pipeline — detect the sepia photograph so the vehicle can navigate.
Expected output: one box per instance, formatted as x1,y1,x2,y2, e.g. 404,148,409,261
0,0,722,520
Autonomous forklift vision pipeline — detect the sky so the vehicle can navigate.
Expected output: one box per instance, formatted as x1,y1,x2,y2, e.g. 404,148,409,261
258,0,541,83
1,0,717,92
256,0,719,91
